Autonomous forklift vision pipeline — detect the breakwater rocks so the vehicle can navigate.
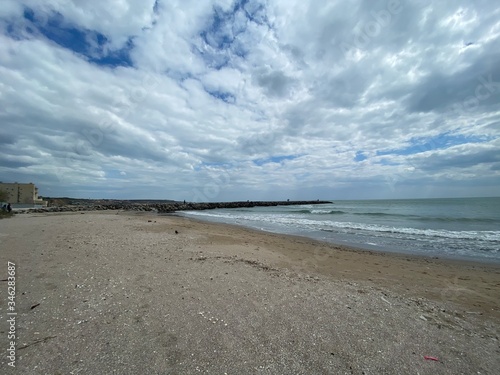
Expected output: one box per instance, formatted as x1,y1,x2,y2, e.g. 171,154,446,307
18,200,332,214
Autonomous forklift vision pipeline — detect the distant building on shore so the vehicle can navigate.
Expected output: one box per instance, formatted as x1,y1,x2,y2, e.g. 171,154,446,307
0,182,47,206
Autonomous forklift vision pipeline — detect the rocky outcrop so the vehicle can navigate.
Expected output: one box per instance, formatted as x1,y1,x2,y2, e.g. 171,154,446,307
17,200,332,214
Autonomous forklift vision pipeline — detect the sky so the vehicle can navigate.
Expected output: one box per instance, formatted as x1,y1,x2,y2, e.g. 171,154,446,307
0,0,499,201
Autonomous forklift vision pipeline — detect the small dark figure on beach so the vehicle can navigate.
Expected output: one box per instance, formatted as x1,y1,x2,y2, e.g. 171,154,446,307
1,204,6,212
7,203,12,213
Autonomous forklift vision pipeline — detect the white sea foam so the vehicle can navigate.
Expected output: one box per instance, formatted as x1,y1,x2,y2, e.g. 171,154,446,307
182,210,500,242
180,200,500,262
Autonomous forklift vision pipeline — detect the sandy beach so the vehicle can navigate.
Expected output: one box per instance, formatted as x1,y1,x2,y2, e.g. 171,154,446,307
1,211,499,374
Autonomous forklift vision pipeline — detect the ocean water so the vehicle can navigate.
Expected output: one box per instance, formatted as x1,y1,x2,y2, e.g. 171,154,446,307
180,197,500,263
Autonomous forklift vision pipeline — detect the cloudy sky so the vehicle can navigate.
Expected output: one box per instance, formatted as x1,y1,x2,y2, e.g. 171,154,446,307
0,0,499,201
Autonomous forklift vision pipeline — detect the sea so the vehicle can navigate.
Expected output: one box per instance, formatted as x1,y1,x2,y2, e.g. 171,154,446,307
180,197,500,264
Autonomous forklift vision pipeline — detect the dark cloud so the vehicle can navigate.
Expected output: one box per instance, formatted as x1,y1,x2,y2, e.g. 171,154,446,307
0,132,17,145
312,71,368,108
0,157,33,168
255,69,295,97
407,42,500,113
415,146,500,171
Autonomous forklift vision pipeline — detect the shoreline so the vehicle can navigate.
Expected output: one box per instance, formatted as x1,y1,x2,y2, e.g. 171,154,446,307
1,211,499,373
17,198,500,264
164,212,500,319
174,211,500,266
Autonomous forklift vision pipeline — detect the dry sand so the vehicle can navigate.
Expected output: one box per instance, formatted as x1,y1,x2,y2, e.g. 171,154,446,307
0,211,499,374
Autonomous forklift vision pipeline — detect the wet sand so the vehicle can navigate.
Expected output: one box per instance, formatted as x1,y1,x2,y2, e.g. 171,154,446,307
1,211,499,374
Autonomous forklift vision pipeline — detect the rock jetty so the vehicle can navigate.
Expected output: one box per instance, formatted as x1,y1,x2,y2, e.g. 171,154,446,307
17,200,332,214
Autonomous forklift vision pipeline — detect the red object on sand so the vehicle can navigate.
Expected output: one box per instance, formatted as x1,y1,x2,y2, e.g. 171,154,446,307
424,356,439,361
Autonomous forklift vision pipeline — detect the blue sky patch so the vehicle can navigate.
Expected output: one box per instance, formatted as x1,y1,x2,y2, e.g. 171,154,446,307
354,151,367,162
205,88,236,104
240,0,270,26
199,4,241,51
377,158,400,166
194,0,267,69
253,155,298,166
90,38,134,68
377,133,493,157
21,7,133,68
